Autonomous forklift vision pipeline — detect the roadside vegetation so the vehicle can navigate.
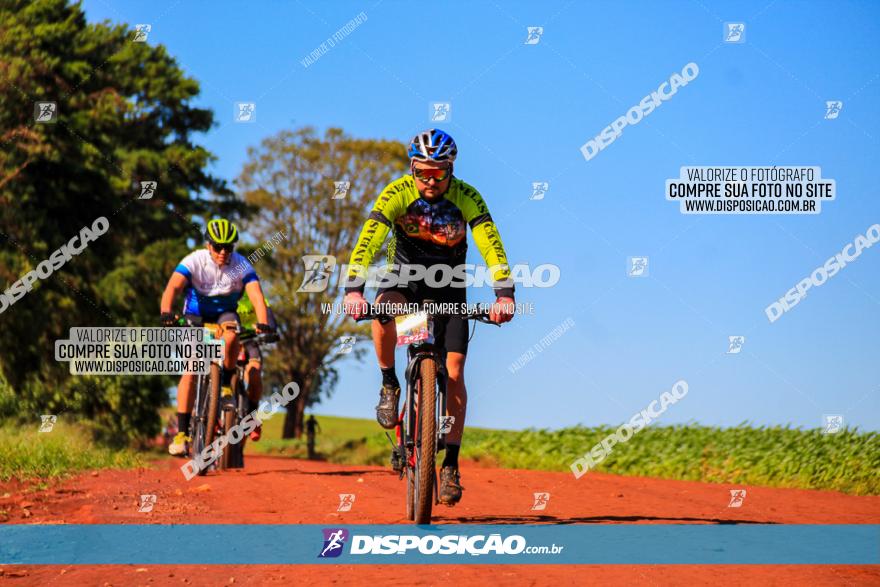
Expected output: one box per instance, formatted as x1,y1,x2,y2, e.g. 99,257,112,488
0,422,143,484
253,416,880,495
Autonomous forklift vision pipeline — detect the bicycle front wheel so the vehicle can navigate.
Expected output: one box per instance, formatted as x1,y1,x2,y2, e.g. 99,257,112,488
190,376,210,477
414,358,437,525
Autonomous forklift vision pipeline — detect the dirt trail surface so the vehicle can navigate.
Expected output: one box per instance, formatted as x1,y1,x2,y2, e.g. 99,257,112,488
2,455,879,586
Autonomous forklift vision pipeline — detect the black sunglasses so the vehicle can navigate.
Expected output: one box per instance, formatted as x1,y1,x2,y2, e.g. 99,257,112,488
209,242,235,253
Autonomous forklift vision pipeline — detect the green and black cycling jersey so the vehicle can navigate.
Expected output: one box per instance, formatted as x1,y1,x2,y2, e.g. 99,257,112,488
344,175,514,298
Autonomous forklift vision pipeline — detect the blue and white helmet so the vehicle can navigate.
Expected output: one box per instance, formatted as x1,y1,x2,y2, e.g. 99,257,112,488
407,129,458,163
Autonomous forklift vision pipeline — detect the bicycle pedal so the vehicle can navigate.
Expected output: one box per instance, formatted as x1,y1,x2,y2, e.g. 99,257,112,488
390,449,403,472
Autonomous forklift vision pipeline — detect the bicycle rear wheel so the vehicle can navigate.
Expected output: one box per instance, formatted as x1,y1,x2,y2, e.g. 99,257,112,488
219,408,235,470
414,358,437,525
220,382,247,470
234,388,247,469
205,362,221,448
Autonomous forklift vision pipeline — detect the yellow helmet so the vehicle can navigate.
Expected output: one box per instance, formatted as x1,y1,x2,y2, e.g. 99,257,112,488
204,218,239,245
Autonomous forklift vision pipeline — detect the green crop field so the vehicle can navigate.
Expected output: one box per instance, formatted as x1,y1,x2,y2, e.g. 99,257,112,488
252,415,880,495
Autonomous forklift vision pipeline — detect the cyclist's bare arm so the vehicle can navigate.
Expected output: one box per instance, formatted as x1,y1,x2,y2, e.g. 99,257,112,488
160,272,188,314
244,280,269,325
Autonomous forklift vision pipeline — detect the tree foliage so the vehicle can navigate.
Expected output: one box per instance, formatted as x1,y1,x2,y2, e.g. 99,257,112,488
0,0,238,443
237,127,408,437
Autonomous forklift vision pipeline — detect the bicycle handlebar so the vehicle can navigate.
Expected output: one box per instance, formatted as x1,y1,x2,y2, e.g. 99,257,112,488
239,330,280,344
170,316,280,343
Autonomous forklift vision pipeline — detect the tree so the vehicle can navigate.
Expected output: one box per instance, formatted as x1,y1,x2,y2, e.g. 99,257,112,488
237,127,408,438
0,0,239,443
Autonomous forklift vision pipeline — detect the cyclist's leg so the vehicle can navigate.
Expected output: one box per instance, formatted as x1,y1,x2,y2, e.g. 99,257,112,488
372,290,407,367
217,312,241,369
216,311,240,389
439,309,468,505
444,351,466,446
372,287,411,428
243,348,262,402
243,341,263,440
170,373,197,455
442,315,468,455
177,373,197,415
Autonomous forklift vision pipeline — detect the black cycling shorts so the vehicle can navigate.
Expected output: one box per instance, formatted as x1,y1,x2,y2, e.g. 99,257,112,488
377,280,469,355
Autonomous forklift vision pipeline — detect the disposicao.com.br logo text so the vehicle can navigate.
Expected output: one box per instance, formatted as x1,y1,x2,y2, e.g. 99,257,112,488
318,530,564,557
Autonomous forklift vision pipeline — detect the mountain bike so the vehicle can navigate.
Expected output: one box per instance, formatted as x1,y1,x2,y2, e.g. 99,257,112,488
358,302,498,524
218,327,279,470
176,316,223,477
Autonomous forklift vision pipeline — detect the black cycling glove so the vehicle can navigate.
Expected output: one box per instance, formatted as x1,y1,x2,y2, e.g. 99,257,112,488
161,312,177,327
255,322,275,334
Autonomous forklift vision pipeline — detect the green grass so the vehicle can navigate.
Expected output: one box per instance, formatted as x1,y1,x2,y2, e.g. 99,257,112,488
252,414,395,465
253,415,880,495
0,422,143,483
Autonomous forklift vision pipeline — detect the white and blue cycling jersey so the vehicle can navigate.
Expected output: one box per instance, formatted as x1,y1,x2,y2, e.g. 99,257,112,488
174,249,259,317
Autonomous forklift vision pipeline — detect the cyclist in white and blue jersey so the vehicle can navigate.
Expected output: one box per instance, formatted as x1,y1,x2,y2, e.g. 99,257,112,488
159,218,273,456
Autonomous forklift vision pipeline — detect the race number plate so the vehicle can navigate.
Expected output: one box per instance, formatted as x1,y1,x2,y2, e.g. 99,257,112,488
395,311,434,346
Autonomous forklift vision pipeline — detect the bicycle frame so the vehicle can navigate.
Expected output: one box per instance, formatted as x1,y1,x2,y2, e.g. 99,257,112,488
400,338,449,468
186,321,224,474
358,303,496,521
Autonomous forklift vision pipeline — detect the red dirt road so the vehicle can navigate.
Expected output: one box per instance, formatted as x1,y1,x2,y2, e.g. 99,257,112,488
2,455,879,586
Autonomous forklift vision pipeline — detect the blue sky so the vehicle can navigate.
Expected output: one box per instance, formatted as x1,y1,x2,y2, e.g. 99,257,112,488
83,1,880,432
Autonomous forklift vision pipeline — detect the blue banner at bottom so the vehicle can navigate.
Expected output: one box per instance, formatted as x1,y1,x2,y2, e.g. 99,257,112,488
1,524,877,564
